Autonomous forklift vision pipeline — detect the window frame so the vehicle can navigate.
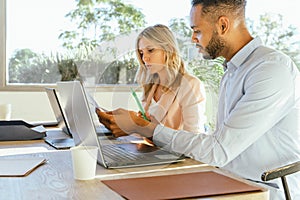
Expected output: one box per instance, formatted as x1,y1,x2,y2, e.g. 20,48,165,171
0,0,6,91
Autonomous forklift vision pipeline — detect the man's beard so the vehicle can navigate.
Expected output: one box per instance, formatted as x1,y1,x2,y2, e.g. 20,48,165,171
202,31,225,60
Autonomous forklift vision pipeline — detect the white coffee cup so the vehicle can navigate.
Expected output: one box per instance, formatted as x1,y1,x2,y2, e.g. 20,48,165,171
0,104,12,120
70,146,98,180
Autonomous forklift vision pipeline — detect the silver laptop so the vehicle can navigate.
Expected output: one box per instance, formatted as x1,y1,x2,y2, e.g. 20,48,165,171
44,87,75,149
57,81,185,169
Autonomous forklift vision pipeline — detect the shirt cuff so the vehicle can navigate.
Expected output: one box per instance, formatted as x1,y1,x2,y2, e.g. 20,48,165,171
152,124,174,148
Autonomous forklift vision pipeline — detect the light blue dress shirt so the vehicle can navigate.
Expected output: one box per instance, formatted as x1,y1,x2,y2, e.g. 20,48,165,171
153,37,300,200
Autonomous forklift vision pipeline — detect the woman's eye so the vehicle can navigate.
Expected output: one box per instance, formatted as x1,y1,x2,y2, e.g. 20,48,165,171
194,30,200,34
148,48,154,53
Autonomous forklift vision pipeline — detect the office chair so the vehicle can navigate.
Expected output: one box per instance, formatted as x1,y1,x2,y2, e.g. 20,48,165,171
261,161,300,200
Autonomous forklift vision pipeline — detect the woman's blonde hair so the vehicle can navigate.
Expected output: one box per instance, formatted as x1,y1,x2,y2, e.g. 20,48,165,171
135,24,186,96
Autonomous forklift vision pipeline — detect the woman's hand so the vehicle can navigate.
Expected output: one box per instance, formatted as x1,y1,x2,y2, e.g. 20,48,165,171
96,108,126,137
96,108,157,138
137,111,151,121
137,111,160,124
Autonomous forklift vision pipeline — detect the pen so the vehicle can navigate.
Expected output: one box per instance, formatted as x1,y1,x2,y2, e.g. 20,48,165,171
130,88,150,121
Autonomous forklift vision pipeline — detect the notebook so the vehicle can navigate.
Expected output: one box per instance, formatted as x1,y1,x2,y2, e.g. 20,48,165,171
0,158,47,177
56,81,185,169
44,87,75,149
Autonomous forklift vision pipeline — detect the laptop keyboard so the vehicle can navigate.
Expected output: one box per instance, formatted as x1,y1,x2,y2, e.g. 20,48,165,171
102,144,146,161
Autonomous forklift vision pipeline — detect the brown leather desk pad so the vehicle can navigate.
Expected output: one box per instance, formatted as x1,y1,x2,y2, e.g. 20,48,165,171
102,171,263,200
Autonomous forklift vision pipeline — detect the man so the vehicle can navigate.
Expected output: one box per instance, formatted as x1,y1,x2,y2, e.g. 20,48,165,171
97,0,300,199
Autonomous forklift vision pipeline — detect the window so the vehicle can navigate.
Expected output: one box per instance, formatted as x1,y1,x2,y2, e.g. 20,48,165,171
0,0,299,91
1,0,191,91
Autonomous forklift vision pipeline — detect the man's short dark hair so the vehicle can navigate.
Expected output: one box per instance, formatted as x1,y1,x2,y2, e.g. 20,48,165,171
191,0,246,7
191,0,247,22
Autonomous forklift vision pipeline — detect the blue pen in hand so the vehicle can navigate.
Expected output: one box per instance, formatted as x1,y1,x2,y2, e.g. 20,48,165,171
130,88,150,121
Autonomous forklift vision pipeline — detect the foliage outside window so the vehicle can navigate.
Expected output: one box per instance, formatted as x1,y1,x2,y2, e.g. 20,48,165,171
5,0,300,89
7,0,146,86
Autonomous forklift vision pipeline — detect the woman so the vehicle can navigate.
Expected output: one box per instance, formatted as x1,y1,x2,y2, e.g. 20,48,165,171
135,24,206,133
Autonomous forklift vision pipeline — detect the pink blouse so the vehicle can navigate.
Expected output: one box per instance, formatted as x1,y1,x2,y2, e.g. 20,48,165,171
142,73,206,133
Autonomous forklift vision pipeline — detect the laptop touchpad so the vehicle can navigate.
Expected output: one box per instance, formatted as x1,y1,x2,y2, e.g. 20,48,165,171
116,143,159,154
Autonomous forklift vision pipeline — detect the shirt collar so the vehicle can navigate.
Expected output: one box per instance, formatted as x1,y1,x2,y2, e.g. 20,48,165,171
227,37,263,70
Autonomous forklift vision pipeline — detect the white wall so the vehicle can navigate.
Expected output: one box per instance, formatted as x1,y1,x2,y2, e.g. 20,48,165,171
0,91,138,123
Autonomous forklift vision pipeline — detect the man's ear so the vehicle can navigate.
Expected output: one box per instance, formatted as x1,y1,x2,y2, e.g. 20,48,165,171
217,16,230,35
